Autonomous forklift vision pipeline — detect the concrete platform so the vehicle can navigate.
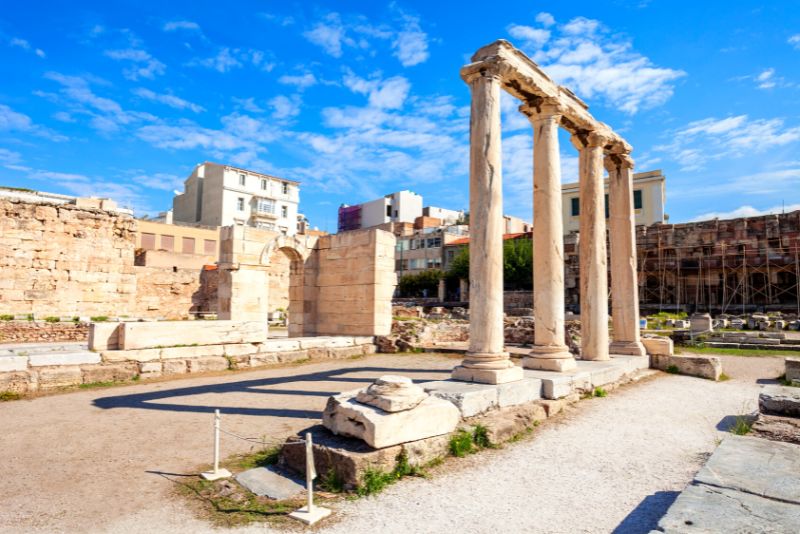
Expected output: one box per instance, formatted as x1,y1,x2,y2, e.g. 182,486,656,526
658,435,800,533
524,355,650,399
419,377,542,417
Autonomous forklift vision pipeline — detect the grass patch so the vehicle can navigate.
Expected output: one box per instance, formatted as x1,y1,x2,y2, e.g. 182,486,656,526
666,364,680,374
718,373,731,382
778,374,800,387
78,380,120,389
319,468,345,494
44,316,60,323
71,316,81,323
677,345,800,358
593,386,608,398
730,415,753,436
0,391,22,402
472,424,493,448
0,314,14,321
355,451,424,497
229,445,281,471
89,316,109,322
448,429,474,457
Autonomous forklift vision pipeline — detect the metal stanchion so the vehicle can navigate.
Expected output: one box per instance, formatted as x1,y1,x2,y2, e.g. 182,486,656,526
200,409,232,481
289,432,331,525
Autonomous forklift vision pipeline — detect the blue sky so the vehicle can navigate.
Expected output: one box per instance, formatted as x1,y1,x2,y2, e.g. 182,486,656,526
1,1,799,231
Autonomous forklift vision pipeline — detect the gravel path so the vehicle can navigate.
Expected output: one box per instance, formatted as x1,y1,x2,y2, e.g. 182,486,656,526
1,354,784,534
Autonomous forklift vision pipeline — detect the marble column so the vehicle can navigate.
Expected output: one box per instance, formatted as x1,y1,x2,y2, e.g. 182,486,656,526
606,153,646,356
453,70,523,384
574,131,610,361
520,101,576,372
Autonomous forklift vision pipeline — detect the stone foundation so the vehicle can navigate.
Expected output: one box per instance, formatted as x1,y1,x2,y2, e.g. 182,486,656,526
0,321,90,344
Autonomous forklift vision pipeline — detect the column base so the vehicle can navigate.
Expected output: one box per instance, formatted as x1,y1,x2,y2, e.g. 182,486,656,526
529,344,573,360
609,340,646,356
452,364,523,385
522,356,577,372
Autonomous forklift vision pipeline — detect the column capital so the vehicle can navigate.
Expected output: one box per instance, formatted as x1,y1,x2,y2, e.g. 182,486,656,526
586,130,611,149
603,152,635,173
518,98,564,123
461,64,504,85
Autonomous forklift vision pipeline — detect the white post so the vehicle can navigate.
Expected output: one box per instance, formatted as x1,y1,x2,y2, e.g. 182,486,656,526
200,409,231,480
289,432,331,525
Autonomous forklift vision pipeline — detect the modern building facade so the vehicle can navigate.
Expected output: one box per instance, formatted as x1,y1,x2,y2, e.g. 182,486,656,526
396,224,469,276
561,169,666,234
338,190,424,232
172,162,300,236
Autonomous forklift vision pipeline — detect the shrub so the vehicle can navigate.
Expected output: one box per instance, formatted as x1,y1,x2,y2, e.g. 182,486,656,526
472,425,492,448
449,429,474,457
397,270,444,298
44,316,60,323
730,415,752,436
0,314,14,321
593,387,608,398
90,316,109,322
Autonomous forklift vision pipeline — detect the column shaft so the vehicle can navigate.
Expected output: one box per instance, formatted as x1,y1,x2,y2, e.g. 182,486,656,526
578,132,610,361
607,155,646,355
453,71,522,384
521,102,575,372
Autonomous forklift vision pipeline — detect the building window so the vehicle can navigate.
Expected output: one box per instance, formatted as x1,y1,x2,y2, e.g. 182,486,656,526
261,179,268,191
386,205,392,217
427,237,442,248
394,209,398,218
282,182,289,195
281,205,288,218
604,194,609,219
633,189,643,210
239,173,246,186
182,237,195,254
141,233,156,250
237,197,245,211
204,239,216,255
161,235,174,251
571,197,580,216
257,199,275,214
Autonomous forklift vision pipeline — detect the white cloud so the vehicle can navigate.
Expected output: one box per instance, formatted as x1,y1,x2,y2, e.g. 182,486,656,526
163,20,201,32
232,97,265,113
261,13,295,26
392,18,429,66
508,15,685,113
342,72,411,109
105,48,166,80
0,148,21,165
303,13,352,57
278,72,317,89
535,12,555,27
692,202,800,221
8,37,45,58
789,34,800,50
756,68,776,89
269,95,301,120
132,88,204,113
0,103,66,141
131,172,184,191
657,116,800,171
192,48,273,73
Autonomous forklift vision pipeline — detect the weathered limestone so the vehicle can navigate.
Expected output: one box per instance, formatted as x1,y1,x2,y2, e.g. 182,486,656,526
118,320,268,350
575,131,610,361
650,353,722,381
786,357,800,382
323,381,460,449
453,66,522,385
520,101,576,372
641,336,674,356
606,154,646,356
355,375,427,412
759,385,800,417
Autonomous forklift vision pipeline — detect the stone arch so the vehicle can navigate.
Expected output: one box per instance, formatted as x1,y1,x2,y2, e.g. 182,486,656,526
259,234,310,266
260,235,313,337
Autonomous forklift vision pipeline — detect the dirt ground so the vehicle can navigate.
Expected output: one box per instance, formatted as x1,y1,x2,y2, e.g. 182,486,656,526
0,352,786,533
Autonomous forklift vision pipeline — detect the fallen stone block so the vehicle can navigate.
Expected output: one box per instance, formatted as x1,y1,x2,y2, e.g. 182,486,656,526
751,413,800,445
786,357,800,382
759,385,800,417
641,336,673,356
650,353,722,380
323,389,460,449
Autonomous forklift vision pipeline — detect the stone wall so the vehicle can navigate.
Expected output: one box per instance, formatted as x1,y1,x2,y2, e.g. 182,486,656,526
0,198,137,318
0,197,219,325
0,321,90,344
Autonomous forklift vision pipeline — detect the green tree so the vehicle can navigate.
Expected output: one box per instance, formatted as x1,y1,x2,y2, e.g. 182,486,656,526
398,270,444,297
446,238,533,290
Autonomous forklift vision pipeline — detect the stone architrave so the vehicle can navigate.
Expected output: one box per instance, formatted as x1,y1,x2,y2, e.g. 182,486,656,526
606,153,646,356
452,67,523,385
520,100,576,372
575,131,610,361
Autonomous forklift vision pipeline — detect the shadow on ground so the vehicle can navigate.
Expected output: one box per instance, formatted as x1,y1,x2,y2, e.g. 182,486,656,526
92,366,450,418
612,490,679,534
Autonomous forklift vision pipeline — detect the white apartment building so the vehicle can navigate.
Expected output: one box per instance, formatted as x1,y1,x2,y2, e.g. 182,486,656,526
422,206,465,225
561,170,666,234
172,162,300,236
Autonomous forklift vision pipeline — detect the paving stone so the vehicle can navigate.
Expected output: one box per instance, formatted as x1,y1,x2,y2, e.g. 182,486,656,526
235,466,304,500
28,351,101,367
759,385,800,417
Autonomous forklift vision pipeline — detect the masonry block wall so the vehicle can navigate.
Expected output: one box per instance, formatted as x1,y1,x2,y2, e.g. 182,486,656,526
0,198,217,320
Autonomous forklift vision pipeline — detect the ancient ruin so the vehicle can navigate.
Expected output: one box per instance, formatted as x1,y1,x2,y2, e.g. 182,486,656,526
455,40,644,384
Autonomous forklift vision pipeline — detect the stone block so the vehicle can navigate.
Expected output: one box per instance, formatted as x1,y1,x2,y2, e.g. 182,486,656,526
28,351,101,367
352,336,375,345
0,356,28,373
326,346,365,359
187,356,230,373
362,344,377,355
641,336,673,356
299,337,354,349
138,361,162,376
236,466,304,500
275,350,309,364
469,403,548,445
259,339,301,352
786,357,800,382
101,348,161,363
119,320,267,350
222,343,259,357
0,371,34,394
162,360,188,375
323,390,460,449
36,367,83,389
421,380,498,417
451,365,525,385
497,378,542,407
759,385,800,417
81,363,138,383
651,354,722,381
250,353,280,367
161,345,224,360
88,322,121,351
537,399,566,417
